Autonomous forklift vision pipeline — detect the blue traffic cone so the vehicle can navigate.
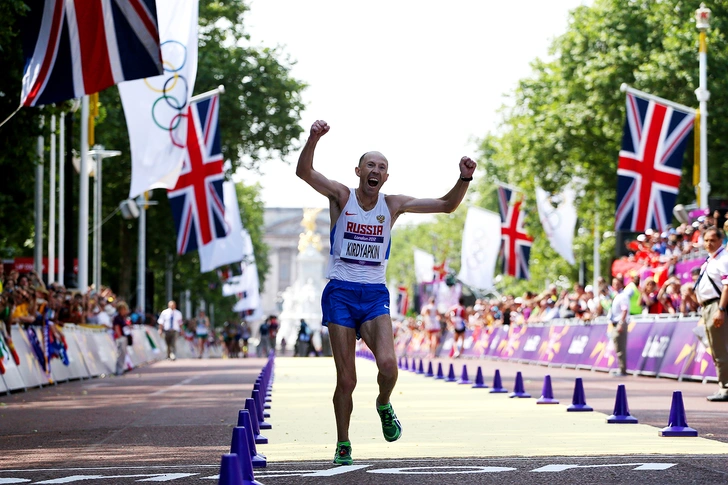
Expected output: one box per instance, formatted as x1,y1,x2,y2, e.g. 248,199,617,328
457,364,472,384
228,429,262,485
659,391,698,437
416,359,425,375
435,362,445,380
567,378,593,412
536,375,559,404
237,410,267,467
398,357,403,369
445,363,457,382
472,366,488,388
403,358,409,371
218,454,244,485
607,384,638,423
425,361,434,378
509,371,531,398
244,399,268,444
410,358,417,372
489,369,508,393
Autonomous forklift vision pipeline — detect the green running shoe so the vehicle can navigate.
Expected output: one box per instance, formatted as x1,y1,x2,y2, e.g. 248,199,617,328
333,441,353,465
376,401,403,442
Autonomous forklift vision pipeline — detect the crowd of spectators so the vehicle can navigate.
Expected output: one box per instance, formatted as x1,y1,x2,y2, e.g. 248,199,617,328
395,213,728,340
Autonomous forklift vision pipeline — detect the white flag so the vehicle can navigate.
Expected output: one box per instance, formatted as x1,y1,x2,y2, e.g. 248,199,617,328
413,248,435,283
198,180,245,273
536,186,577,265
119,0,199,198
222,230,256,297
458,207,501,290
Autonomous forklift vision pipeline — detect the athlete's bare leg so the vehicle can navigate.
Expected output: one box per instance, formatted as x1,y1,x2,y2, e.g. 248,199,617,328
360,314,398,406
328,323,357,443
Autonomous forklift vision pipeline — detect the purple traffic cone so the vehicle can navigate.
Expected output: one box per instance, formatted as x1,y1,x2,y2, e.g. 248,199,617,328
252,390,272,428
425,361,434,377
567,378,593,412
254,383,271,411
457,364,472,384
244,399,268,444
237,411,267,467
416,359,425,375
403,358,409,371
472,366,488,389
537,375,559,404
398,357,403,369
489,369,508,393
228,428,262,485
410,358,417,372
659,391,698,437
607,384,638,423
435,362,445,380
231,426,265,469
509,371,531,398
218,454,244,485
445,363,457,382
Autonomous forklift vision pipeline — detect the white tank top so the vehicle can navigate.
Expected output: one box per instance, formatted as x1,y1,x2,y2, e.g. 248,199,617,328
327,188,392,284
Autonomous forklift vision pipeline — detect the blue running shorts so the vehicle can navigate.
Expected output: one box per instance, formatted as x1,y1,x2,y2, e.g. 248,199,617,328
322,279,390,338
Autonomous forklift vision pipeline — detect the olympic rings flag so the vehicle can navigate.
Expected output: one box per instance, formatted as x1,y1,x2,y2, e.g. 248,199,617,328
119,0,199,198
458,206,501,291
535,186,577,265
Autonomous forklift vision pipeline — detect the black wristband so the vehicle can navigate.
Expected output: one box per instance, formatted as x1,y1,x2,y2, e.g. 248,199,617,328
720,306,726,312
460,176,473,182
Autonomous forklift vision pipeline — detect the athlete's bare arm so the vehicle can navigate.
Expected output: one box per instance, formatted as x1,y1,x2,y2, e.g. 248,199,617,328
295,120,350,221
387,156,476,222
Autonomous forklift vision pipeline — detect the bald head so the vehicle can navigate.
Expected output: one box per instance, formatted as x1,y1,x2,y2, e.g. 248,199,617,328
358,151,388,168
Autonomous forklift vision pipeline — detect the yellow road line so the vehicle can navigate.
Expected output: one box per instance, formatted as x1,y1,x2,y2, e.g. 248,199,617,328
263,357,728,462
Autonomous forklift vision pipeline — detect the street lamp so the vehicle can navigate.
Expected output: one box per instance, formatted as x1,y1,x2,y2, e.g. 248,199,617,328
88,146,121,292
695,3,711,209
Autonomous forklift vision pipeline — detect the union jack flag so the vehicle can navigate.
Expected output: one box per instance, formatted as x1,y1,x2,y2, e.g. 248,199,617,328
497,184,533,280
615,92,695,232
168,95,227,255
21,0,163,107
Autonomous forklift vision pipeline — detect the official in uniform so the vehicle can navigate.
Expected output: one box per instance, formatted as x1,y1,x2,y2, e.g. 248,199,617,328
695,227,728,401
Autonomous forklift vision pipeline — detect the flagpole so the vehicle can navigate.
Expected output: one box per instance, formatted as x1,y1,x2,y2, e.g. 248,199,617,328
189,85,225,104
58,112,65,286
48,115,56,284
695,3,711,210
35,117,45,276
593,209,600,292
79,96,90,291
619,84,697,115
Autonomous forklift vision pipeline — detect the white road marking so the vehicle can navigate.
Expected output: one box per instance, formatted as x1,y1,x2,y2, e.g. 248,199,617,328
149,376,201,396
304,465,370,476
34,474,198,484
531,463,677,472
368,466,517,475
0,479,31,484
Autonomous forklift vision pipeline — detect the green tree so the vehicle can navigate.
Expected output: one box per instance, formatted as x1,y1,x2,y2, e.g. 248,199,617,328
0,1,306,327
0,0,41,257
475,0,727,296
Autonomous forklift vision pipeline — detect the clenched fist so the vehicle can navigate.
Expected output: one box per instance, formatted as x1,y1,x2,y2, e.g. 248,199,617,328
459,156,477,179
310,120,330,140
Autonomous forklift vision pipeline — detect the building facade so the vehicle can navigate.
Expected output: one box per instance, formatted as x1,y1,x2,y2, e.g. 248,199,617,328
261,208,330,317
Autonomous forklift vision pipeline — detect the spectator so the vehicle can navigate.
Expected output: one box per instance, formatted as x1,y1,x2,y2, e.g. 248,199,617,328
268,315,279,355
113,301,131,376
157,300,183,361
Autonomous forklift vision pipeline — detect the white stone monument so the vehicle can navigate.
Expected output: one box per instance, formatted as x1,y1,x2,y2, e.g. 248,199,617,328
278,208,327,352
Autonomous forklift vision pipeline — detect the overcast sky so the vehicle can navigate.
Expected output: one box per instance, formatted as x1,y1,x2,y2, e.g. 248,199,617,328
236,0,590,224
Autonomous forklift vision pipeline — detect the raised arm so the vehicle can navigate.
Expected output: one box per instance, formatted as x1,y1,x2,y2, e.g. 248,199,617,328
295,120,349,207
388,156,477,218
